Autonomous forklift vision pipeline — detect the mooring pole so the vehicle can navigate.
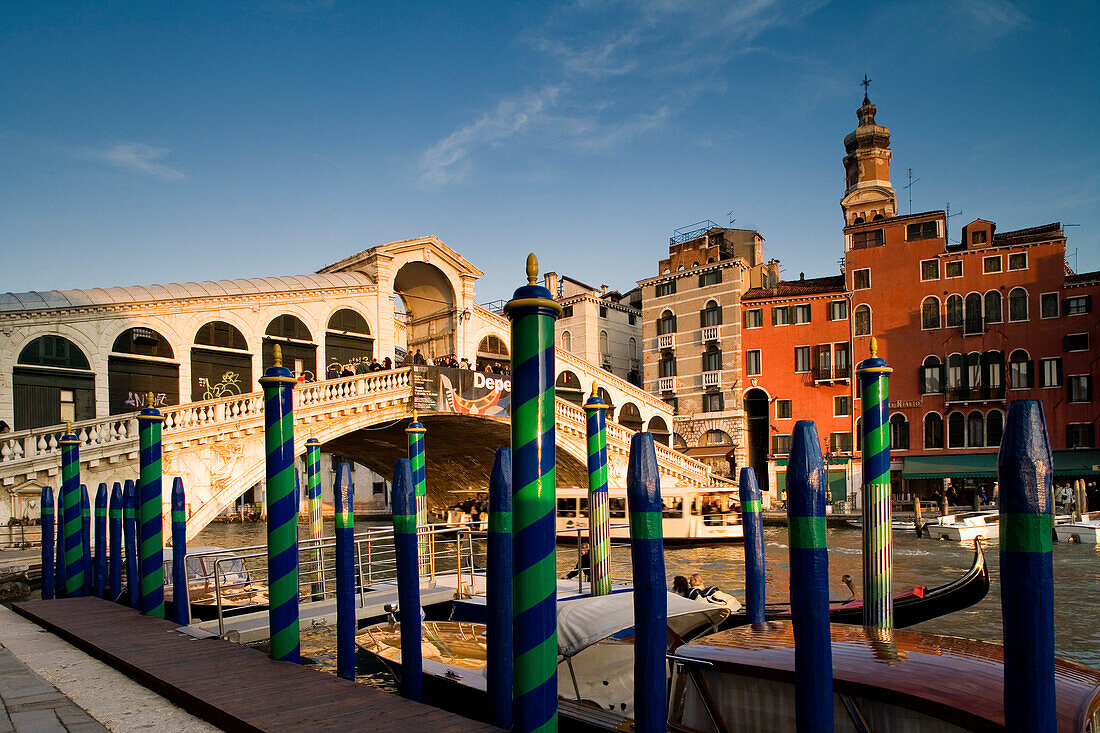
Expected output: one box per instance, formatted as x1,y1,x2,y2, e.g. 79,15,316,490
55,492,65,598
504,253,562,733
123,479,140,608
406,412,428,575
41,487,55,600
787,420,834,733
391,458,423,701
583,383,612,596
80,485,91,596
171,477,189,626
857,336,893,629
487,447,513,730
627,432,667,733
60,424,83,597
259,344,300,663
334,462,356,681
305,435,323,601
94,482,108,599
109,482,123,603
739,466,766,625
137,394,165,618
999,400,1055,732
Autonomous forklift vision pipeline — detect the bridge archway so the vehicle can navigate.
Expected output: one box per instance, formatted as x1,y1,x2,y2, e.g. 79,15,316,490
476,335,509,372
13,335,95,430
394,261,456,360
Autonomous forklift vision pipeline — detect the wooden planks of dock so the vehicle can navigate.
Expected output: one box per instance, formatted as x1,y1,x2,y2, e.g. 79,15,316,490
13,598,500,733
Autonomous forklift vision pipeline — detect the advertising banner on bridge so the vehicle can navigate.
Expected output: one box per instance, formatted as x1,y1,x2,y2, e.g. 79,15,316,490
412,366,511,417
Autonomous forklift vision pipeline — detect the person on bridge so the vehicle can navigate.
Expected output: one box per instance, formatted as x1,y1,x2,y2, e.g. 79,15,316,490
413,349,426,365
383,357,393,369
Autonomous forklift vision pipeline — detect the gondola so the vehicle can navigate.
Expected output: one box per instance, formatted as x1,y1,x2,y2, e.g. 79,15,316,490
719,538,989,630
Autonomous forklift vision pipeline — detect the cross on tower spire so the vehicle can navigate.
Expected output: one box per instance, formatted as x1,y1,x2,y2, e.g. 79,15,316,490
861,73,872,100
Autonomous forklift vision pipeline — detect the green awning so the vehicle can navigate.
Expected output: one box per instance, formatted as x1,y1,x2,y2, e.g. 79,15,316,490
1053,450,1100,476
902,454,997,479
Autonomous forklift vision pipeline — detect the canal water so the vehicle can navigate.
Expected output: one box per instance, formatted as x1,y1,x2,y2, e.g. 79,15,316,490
194,519,1100,672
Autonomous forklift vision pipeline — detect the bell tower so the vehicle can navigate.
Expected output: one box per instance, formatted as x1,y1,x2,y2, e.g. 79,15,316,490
840,81,896,226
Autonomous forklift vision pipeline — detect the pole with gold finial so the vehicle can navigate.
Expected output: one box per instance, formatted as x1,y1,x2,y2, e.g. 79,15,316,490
137,391,166,617
504,253,562,732
305,431,323,600
856,335,894,629
583,381,612,596
406,410,428,575
58,421,83,596
260,344,300,661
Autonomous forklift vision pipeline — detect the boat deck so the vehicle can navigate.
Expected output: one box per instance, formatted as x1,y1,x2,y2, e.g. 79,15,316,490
13,597,500,733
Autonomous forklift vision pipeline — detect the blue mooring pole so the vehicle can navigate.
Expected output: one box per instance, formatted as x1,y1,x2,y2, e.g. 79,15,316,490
94,483,108,598
334,462,356,682
627,433,667,733
55,494,65,599
41,487,55,600
999,401,1055,732
123,479,140,609
787,420,834,733
391,458,423,701
80,485,91,596
171,478,189,626
739,466,766,626
109,483,123,603
487,447,513,730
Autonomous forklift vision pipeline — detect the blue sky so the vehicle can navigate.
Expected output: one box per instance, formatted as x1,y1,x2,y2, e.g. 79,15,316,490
3,1,1098,301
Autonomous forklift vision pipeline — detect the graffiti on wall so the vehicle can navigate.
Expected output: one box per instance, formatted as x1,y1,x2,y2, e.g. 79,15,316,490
197,371,243,401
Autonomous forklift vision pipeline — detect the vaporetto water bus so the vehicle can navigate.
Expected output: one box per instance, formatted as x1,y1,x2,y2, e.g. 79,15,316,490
554,486,744,544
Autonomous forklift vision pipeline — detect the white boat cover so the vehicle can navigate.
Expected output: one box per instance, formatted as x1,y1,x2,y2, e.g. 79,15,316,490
556,591,732,658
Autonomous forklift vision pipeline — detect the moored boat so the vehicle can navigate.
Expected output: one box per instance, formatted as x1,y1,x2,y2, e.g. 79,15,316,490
162,547,268,621
1055,514,1100,544
924,510,1000,541
556,486,743,544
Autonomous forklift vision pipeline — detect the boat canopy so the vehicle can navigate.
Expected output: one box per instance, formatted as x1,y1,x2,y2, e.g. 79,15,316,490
556,591,732,658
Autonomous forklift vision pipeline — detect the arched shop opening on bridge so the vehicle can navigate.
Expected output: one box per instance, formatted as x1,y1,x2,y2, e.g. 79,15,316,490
617,402,643,432
264,314,317,382
13,335,95,430
325,308,373,375
108,327,179,414
476,335,508,372
556,370,584,406
192,321,251,401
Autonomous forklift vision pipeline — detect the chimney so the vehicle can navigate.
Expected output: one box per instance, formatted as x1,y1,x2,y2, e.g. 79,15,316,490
544,272,559,298
767,260,780,290
600,284,609,296
800,272,805,281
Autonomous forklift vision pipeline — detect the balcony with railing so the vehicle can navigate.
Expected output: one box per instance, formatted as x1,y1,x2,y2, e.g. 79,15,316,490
813,364,851,383
963,314,984,336
701,325,720,342
945,384,1006,404
702,370,721,389
658,377,676,393
658,333,675,350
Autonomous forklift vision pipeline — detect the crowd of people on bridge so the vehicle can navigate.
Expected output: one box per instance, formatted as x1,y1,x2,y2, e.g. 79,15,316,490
323,349,511,380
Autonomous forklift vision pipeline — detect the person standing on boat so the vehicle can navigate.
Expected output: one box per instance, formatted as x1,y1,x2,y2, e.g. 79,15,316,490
566,541,591,581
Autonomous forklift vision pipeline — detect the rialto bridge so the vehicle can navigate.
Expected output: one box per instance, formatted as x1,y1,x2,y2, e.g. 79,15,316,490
0,236,720,532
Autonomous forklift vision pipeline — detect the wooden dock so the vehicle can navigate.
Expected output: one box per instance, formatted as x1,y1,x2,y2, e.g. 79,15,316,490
13,598,500,733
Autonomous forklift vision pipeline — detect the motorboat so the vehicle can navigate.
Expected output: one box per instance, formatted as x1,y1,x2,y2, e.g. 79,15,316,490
1055,514,1100,544
846,518,917,532
670,621,1100,731
719,539,989,629
356,590,731,730
162,547,268,621
924,510,999,541
556,486,743,545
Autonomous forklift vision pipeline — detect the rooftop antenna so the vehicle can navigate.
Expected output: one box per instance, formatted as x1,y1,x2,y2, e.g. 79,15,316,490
903,168,920,215
727,210,736,227
945,202,963,244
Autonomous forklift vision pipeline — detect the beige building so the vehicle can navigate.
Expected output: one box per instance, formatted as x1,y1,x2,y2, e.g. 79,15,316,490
637,227,767,476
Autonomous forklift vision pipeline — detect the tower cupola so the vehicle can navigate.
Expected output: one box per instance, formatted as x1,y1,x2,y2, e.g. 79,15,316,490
840,85,897,226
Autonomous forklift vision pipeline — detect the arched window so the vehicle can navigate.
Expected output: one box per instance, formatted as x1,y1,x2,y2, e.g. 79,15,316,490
14,336,95,429
264,314,316,380
948,412,965,448
702,345,721,373
924,413,944,449
18,336,90,370
856,417,863,452
327,309,370,335
965,293,983,334
618,402,643,431
966,352,981,394
1009,349,1031,389
982,351,1004,398
946,353,963,391
657,310,677,335
921,356,943,394
108,328,179,414
266,314,312,341
703,429,732,445
946,295,963,327
555,371,583,406
890,413,910,450
648,416,670,445
326,309,373,373
854,304,871,336
659,353,677,378
561,331,572,352
986,410,1004,446
700,300,721,328
195,321,247,350
599,330,609,356
193,322,251,401
984,291,1002,324
967,411,985,447
477,335,510,372
1009,287,1028,321
921,297,940,329
628,337,637,360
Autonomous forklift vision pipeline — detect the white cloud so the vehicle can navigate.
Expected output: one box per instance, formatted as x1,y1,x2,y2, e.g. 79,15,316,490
88,142,187,180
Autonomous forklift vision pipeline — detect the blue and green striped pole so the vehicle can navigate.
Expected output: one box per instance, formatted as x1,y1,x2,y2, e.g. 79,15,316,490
334,462,356,681
80,485,91,595
392,458,423,701
406,413,428,576
504,253,562,733
583,383,611,596
259,345,300,663
305,436,323,601
40,487,55,600
627,433,667,733
60,425,83,597
857,336,894,629
123,479,140,608
137,393,165,618
999,401,1055,732
109,483,123,603
171,477,189,626
786,420,834,733
55,491,65,598
739,466,766,626
487,447,513,730
94,483,108,598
